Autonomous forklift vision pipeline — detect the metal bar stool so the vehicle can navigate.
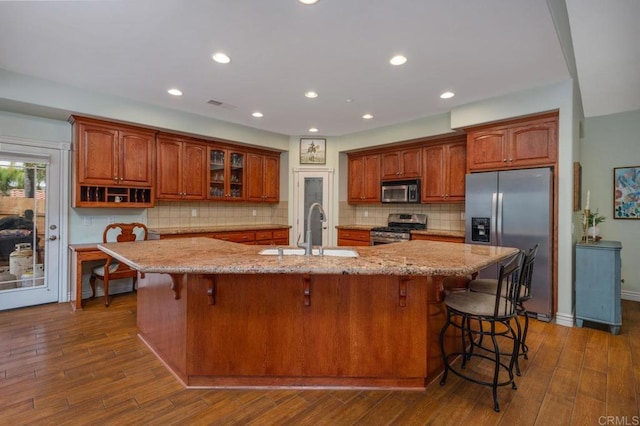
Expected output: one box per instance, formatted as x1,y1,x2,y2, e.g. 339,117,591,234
468,244,539,374
439,251,524,412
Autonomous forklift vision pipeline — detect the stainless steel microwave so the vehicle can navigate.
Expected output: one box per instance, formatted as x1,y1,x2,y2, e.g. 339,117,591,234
381,180,421,203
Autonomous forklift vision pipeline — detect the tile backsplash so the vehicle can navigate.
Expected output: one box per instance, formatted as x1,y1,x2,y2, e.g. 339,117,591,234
339,202,465,231
147,201,288,229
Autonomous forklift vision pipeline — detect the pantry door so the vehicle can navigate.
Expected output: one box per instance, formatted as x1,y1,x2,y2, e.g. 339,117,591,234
0,141,65,310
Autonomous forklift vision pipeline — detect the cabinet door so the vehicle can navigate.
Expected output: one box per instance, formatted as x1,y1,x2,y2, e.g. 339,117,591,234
446,141,467,201
182,142,207,199
246,153,264,201
509,117,557,166
262,155,280,202
118,129,155,187
466,128,508,171
228,151,245,200
349,154,380,203
422,145,446,202
156,138,183,200
76,122,119,185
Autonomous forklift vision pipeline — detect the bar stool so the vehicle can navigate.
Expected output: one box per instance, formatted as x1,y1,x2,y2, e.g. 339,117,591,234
439,251,524,412
468,244,538,370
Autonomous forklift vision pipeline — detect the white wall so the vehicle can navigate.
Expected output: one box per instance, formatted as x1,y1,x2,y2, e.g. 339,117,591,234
581,109,640,299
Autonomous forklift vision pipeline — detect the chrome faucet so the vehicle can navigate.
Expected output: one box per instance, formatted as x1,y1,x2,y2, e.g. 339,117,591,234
298,202,326,256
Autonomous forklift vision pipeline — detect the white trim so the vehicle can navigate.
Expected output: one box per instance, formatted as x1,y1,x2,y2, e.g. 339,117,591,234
622,290,640,302
554,311,575,328
0,134,71,151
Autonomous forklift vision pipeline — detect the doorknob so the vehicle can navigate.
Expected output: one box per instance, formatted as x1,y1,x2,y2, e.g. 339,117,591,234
48,235,58,241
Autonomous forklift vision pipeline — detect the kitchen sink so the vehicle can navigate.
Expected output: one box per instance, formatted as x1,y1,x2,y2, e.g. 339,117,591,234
259,248,359,257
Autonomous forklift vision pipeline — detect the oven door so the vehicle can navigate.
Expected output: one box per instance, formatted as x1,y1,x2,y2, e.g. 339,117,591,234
370,234,408,245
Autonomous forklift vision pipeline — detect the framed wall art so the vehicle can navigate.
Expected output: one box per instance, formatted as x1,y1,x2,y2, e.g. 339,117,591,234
300,138,326,165
613,166,640,219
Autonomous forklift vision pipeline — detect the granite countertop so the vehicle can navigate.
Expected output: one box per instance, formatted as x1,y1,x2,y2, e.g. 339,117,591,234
335,224,375,231
99,238,517,277
149,224,290,235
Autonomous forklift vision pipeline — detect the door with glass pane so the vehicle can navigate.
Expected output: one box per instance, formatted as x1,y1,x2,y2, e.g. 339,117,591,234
293,169,333,247
0,147,61,310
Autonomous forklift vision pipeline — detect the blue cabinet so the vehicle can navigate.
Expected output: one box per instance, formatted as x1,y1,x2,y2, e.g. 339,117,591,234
575,240,622,334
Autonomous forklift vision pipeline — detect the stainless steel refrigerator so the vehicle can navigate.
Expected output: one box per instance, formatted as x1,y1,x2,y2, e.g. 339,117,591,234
465,167,553,321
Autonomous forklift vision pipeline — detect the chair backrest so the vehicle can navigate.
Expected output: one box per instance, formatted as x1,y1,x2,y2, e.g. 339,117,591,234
519,244,539,301
102,223,148,244
494,251,524,317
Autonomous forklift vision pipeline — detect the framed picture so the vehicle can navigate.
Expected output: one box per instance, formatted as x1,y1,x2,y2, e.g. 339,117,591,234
613,166,640,219
573,162,582,212
300,138,326,164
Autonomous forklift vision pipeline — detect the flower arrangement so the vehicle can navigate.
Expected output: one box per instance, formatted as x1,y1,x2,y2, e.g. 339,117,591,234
582,209,606,226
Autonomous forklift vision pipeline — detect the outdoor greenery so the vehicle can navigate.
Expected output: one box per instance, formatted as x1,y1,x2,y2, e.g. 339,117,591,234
0,162,45,196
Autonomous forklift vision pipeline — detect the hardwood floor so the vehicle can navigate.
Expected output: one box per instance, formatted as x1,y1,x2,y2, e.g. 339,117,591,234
1,293,638,425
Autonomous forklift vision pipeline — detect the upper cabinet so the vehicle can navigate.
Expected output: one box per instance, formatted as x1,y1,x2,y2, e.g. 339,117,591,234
380,147,421,180
466,113,558,171
208,148,246,201
71,116,156,207
348,153,381,203
246,152,280,203
422,137,466,203
156,135,208,200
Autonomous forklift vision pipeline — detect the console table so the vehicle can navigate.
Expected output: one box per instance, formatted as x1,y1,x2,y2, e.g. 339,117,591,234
575,240,622,334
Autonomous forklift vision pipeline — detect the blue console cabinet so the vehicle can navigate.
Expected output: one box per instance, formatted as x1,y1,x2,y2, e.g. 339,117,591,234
575,240,622,335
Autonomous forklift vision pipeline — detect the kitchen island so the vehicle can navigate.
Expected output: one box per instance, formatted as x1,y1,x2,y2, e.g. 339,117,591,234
99,238,517,389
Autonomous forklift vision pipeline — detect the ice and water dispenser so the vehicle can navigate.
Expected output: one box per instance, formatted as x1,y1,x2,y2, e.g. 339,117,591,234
471,217,491,243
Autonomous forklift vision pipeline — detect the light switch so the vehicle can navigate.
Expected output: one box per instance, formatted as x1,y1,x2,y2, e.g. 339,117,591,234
191,208,198,217
83,216,92,226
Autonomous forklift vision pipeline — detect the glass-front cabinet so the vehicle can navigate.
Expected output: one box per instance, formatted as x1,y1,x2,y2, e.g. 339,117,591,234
208,148,245,200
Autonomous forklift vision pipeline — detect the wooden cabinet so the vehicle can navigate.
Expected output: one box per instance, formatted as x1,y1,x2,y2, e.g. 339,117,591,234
337,229,371,246
575,241,622,335
348,154,381,203
411,233,465,244
466,113,558,171
246,152,280,202
156,135,207,200
422,138,466,203
208,148,245,201
71,116,155,207
381,148,421,180
158,228,289,246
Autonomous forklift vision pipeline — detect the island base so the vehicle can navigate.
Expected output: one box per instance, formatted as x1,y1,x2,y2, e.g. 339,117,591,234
137,272,460,389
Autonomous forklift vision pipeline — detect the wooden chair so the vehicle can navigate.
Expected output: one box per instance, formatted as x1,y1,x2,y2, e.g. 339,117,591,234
89,223,148,307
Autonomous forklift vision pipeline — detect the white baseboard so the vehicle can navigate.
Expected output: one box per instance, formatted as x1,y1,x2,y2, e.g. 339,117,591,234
554,311,575,328
622,290,640,302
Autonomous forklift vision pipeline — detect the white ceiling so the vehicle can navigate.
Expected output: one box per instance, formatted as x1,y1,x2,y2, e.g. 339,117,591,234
0,0,637,137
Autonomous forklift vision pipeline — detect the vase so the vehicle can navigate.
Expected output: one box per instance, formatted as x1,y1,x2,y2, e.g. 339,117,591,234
587,226,601,237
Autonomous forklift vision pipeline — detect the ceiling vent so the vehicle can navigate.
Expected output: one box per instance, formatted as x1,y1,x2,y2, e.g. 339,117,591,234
207,99,237,110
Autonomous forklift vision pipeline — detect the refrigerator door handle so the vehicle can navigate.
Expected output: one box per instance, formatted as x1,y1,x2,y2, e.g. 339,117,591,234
491,192,498,245
496,192,504,246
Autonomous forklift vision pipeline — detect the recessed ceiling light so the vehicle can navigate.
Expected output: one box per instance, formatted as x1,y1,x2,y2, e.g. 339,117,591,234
305,91,318,99
252,112,263,118
299,0,319,4
440,91,455,99
362,114,373,120
167,88,182,96
212,52,231,64
309,128,319,133
389,55,407,66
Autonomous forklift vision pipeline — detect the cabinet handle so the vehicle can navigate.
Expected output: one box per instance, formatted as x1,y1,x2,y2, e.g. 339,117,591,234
503,159,507,162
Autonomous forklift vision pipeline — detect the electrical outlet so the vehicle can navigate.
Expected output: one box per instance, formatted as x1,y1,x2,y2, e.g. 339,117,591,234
108,216,115,224
191,208,198,217
364,210,369,218
252,209,257,217
83,216,92,226
460,212,465,220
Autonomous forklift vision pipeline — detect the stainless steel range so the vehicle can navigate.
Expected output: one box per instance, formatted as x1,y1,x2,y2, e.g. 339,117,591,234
370,213,427,245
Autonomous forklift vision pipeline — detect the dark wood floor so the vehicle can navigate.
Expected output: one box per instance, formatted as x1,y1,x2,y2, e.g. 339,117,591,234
1,293,638,425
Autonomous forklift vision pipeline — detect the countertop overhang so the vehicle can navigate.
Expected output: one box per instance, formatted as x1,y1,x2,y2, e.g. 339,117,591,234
98,238,518,276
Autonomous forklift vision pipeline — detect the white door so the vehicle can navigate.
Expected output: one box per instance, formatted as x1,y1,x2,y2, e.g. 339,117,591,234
293,168,334,247
0,142,64,310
